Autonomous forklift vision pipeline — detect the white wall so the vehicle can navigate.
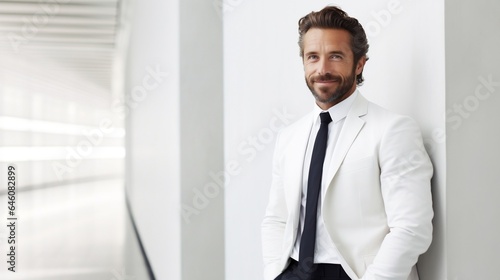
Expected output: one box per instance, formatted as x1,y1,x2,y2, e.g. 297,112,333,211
445,0,500,278
223,1,446,279
124,1,500,278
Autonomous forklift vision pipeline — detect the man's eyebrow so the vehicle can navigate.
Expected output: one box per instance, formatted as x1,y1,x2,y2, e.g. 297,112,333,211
304,50,318,54
304,50,347,56
328,50,346,56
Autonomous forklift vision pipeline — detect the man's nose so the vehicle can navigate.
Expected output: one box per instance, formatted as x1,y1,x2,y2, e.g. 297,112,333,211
317,57,330,75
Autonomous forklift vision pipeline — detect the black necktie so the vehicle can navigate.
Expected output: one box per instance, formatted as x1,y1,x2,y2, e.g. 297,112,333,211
299,112,332,266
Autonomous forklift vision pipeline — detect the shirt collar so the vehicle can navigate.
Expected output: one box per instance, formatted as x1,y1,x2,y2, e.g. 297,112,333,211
312,89,358,124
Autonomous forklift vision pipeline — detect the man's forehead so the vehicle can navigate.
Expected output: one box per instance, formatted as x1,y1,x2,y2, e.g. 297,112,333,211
304,28,351,43
303,29,352,52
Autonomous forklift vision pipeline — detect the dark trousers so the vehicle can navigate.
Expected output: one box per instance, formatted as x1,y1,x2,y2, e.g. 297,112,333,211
274,259,351,280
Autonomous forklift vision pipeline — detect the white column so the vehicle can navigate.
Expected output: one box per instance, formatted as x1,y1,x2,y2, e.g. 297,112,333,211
124,0,224,279
179,0,224,279
445,0,500,279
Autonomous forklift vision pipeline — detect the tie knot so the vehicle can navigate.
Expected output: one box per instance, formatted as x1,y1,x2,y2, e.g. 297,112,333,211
319,112,332,124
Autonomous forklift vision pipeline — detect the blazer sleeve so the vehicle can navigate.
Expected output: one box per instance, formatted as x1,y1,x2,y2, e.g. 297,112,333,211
261,131,288,280
361,116,434,280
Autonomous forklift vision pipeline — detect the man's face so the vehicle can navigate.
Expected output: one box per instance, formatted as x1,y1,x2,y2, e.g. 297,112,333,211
302,28,365,110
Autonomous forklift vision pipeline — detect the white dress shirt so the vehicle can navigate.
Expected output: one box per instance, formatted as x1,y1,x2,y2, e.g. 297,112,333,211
290,90,358,264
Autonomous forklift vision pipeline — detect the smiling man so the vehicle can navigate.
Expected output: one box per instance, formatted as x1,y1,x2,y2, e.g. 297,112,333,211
262,6,434,280
303,27,363,109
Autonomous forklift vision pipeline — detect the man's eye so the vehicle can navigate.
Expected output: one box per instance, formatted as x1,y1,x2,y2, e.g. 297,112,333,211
331,55,342,60
307,55,318,60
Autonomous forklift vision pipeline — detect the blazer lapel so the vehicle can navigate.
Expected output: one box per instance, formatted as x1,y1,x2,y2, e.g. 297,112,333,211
323,94,368,198
319,94,369,280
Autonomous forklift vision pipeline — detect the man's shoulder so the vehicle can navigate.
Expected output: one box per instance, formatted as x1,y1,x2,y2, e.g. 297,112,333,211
360,97,424,143
276,110,312,138
362,95,417,125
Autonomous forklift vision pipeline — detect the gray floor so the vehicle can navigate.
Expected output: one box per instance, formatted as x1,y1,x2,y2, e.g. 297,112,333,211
0,178,151,280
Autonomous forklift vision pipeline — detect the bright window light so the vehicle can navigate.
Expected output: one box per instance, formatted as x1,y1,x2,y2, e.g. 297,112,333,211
0,146,125,162
0,116,125,138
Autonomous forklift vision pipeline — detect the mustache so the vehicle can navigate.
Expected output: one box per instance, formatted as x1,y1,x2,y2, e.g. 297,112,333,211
313,73,342,83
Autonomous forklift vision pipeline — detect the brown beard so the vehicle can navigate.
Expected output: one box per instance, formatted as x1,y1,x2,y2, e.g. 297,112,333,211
306,67,357,105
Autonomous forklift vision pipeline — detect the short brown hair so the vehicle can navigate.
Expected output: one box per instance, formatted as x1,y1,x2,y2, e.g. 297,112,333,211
298,6,369,85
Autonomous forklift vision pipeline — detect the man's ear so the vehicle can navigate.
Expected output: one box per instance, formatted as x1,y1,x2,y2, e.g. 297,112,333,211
355,56,367,76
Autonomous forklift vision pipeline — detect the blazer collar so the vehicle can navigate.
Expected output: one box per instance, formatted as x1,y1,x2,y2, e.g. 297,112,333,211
310,90,358,125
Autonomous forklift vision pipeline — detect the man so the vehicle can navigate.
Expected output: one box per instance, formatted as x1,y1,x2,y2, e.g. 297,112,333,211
261,6,433,280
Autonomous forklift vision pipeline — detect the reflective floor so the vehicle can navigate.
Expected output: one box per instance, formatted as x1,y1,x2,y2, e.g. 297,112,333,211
0,178,151,280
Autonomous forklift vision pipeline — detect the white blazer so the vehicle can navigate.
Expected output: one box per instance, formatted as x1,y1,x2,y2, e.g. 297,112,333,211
262,93,433,280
